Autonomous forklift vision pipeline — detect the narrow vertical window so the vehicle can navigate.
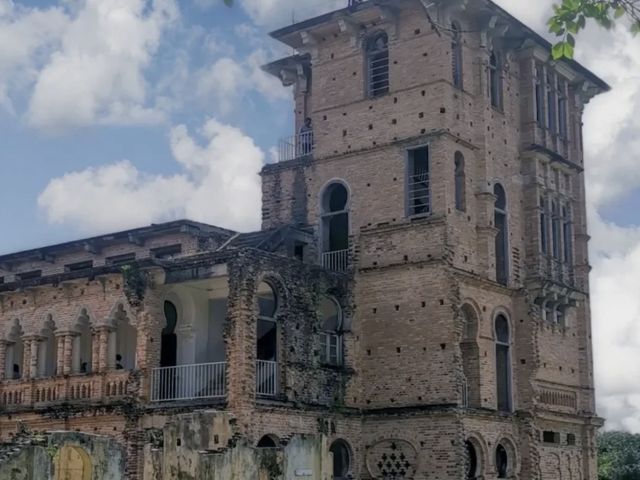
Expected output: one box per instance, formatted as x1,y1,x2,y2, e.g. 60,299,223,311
562,205,573,264
496,444,509,478
552,201,560,259
489,51,502,110
547,72,557,133
318,296,343,366
540,196,548,254
320,182,350,271
330,440,352,480
557,79,568,138
367,32,389,98
407,146,430,216
256,282,278,396
494,184,508,285
452,22,463,89
534,65,544,126
495,315,512,412
455,152,466,211
466,441,479,479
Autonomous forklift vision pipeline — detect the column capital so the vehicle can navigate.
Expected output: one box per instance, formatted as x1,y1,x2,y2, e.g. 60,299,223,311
94,325,115,334
55,330,79,338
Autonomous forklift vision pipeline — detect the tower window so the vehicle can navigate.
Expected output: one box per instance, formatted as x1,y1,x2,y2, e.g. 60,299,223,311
407,146,430,216
534,65,544,126
496,444,509,478
540,196,548,254
451,22,463,89
367,32,389,98
455,152,466,212
489,51,502,110
494,183,508,285
552,201,560,259
318,296,343,366
562,205,573,264
495,315,512,412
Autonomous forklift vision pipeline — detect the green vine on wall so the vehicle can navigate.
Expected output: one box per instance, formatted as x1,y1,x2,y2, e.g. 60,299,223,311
121,264,148,307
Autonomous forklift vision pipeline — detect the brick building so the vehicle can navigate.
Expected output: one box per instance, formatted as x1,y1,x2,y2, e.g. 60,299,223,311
0,0,608,478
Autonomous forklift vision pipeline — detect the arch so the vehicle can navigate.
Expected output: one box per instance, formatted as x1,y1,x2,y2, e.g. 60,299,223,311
318,296,343,366
330,439,352,480
160,299,179,368
55,445,92,480
257,434,280,448
451,21,463,89
5,319,24,380
454,151,466,212
73,311,92,374
38,315,57,378
466,439,480,479
113,304,137,370
256,280,280,396
495,437,517,478
366,31,389,98
494,183,508,285
495,314,512,412
320,181,350,270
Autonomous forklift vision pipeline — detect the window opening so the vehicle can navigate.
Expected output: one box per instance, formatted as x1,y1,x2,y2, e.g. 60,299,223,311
452,22,463,89
407,147,430,216
495,315,512,412
562,205,572,264
330,440,351,480
466,440,478,479
494,184,508,285
489,51,502,109
535,65,544,126
161,301,178,368
547,72,557,133
552,201,560,259
319,296,343,366
496,444,508,478
540,196,548,254
455,152,466,212
367,32,389,97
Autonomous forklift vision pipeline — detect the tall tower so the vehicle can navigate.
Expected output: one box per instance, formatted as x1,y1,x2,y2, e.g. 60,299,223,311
263,0,608,478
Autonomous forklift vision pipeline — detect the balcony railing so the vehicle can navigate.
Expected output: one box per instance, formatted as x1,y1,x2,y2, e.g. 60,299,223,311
256,360,278,397
321,250,349,272
150,362,226,402
278,131,314,162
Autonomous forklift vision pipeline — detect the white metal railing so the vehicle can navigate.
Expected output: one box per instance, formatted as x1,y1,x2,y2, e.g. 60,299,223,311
151,362,226,402
256,360,278,397
321,250,349,272
278,131,314,162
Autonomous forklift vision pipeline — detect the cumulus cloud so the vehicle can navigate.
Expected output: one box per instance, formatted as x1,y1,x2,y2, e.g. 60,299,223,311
26,0,178,131
38,119,263,233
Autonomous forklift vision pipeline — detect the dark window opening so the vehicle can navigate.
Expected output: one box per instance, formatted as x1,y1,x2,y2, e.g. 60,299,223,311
367,32,389,98
257,282,278,362
494,184,508,285
161,301,178,368
552,201,560,259
407,146,430,216
535,65,544,126
65,260,93,272
489,51,502,110
547,73,556,133
319,296,343,366
107,253,136,266
293,242,306,262
452,22,463,89
496,444,508,478
151,244,182,259
543,431,560,444
562,206,572,264
466,441,478,479
495,315,512,412
455,152,466,211
257,435,279,448
567,433,576,446
18,270,42,281
321,183,350,256
330,440,351,480
540,196,548,254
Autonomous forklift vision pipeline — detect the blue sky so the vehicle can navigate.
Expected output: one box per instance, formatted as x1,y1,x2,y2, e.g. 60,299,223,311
1,0,640,431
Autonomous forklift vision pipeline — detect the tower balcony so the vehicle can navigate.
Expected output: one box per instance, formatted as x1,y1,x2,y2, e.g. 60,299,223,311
278,131,314,162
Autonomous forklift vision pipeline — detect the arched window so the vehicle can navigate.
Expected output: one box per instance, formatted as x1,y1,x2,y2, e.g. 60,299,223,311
539,196,548,254
367,32,389,98
534,64,544,126
562,205,572,263
496,444,508,478
495,315,512,412
73,312,92,374
547,72,557,132
452,22,463,89
257,434,279,448
161,301,178,368
466,440,479,479
455,152,466,211
320,182,350,271
494,184,508,285
461,304,480,408
318,296,343,366
257,281,278,396
113,305,137,370
489,51,502,109
5,320,24,380
551,201,560,259
330,439,352,480
38,316,57,378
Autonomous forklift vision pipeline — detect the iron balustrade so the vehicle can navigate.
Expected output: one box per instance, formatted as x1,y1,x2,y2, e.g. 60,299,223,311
151,362,226,402
256,360,278,397
321,249,349,272
278,131,314,162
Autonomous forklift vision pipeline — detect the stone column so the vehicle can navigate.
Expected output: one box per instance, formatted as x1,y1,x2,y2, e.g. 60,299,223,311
96,326,113,373
55,333,65,376
63,333,75,375
26,337,40,379
91,329,100,373
0,340,7,380
22,339,32,380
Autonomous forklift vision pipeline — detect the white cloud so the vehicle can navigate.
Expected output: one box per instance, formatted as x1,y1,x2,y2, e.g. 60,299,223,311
26,0,179,131
238,0,344,28
38,119,263,233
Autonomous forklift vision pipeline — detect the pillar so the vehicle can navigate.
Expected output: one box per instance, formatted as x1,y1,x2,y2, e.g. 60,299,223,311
0,341,7,380
63,334,74,375
55,333,66,375
22,339,32,380
96,326,113,373
26,337,39,379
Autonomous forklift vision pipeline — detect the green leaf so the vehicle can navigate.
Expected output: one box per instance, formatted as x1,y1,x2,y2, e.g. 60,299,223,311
632,21,640,35
552,42,565,60
577,14,586,29
615,6,626,18
563,42,575,58
567,33,575,47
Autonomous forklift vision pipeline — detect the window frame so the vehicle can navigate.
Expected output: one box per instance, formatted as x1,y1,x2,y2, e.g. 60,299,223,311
405,144,431,218
451,22,463,90
494,314,513,413
489,51,503,111
366,31,390,98
454,151,466,212
319,296,344,367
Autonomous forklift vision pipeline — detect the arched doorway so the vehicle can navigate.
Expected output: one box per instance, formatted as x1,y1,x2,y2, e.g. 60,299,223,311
329,439,352,480
55,445,92,480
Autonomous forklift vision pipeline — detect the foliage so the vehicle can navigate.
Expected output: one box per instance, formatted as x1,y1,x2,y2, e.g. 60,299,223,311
598,431,640,480
121,264,148,307
549,0,640,59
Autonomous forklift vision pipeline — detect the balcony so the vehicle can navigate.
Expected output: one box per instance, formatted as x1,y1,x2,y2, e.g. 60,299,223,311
278,131,314,162
321,250,349,272
256,360,278,397
150,362,226,402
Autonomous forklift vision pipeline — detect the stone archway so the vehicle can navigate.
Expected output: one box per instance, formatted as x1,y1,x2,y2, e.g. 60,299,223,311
55,445,92,480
